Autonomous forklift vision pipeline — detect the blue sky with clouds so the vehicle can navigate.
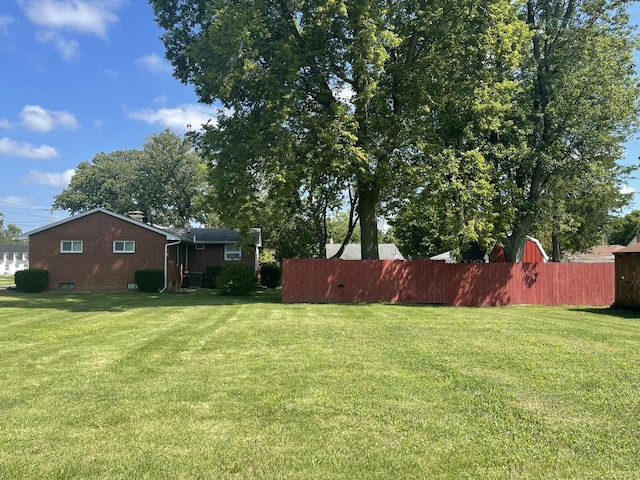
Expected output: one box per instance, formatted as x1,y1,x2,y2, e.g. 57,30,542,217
1,0,640,233
0,0,220,231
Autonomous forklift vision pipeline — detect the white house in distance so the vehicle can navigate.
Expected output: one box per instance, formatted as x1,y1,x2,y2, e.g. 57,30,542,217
0,244,29,275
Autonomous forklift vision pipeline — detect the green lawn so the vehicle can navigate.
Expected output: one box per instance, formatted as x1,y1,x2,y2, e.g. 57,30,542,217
0,275,15,287
1,289,639,479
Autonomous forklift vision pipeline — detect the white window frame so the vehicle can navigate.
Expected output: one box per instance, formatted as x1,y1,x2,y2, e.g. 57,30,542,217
224,244,242,261
61,240,83,253
113,240,136,253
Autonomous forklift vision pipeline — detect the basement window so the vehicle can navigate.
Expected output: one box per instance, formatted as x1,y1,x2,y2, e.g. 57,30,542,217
61,241,83,253
114,241,135,253
59,283,75,290
127,282,138,290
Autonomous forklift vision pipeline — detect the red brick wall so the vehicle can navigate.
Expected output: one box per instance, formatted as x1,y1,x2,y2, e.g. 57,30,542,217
29,211,178,292
282,259,614,306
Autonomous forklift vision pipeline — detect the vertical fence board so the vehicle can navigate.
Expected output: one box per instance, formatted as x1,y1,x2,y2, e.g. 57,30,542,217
281,259,615,306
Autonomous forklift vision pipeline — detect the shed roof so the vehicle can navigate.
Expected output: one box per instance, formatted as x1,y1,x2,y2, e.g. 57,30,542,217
613,243,640,254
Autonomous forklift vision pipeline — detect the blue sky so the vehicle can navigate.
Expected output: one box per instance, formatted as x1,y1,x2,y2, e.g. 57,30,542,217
1,1,640,233
0,0,220,231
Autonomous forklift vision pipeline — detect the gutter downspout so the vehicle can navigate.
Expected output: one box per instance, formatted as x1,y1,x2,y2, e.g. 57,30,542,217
161,239,181,293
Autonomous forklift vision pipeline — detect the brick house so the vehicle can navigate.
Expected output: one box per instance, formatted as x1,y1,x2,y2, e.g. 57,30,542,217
18,208,261,292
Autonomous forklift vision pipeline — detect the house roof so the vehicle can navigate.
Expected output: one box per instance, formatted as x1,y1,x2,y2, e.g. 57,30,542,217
614,243,640,254
566,244,623,262
165,227,262,246
325,243,405,260
0,244,28,254
17,208,182,241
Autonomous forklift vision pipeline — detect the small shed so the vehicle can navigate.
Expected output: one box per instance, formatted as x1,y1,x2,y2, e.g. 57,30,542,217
613,244,640,309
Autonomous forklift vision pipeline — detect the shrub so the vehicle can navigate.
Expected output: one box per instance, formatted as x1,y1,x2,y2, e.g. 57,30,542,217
216,261,257,296
260,263,281,288
134,269,164,292
205,265,224,289
15,269,49,293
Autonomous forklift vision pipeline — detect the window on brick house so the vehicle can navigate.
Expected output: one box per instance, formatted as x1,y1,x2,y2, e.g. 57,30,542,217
113,241,135,253
61,241,83,253
224,244,242,261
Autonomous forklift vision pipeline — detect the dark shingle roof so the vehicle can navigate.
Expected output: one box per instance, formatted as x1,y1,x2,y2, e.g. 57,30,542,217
165,227,262,246
0,244,28,254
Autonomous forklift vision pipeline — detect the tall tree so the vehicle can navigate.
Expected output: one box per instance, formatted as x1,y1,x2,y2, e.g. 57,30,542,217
150,0,527,258
0,213,24,244
495,0,640,261
53,130,209,227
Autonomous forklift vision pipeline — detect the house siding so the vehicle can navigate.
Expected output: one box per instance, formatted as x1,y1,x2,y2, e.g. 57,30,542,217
186,245,256,274
29,211,177,292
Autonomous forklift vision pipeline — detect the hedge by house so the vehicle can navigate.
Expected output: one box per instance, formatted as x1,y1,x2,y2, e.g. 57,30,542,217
134,269,164,292
15,269,49,293
216,261,257,296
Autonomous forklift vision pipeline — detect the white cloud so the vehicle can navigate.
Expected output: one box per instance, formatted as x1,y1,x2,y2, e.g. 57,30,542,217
0,137,59,159
23,0,119,37
0,119,12,129
23,168,75,187
36,30,80,60
0,14,17,34
136,53,173,76
620,184,636,195
22,1,122,59
128,104,220,132
20,105,80,132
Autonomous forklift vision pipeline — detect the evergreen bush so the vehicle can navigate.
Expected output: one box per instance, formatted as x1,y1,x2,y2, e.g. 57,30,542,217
15,269,49,293
205,265,224,289
216,262,257,296
260,263,281,288
134,269,164,292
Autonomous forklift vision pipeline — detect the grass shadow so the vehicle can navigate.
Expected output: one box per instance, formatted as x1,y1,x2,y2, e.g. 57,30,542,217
569,305,640,320
0,288,282,312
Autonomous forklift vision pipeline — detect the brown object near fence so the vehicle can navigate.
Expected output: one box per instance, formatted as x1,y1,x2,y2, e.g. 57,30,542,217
282,259,614,306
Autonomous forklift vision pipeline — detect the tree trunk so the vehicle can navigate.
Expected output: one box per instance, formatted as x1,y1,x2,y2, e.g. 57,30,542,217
502,214,534,262
551,232,561,262
358,184,379,260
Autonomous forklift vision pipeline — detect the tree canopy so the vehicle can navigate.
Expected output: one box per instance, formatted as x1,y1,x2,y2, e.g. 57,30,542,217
0,213,23,244
150,0,639,260
53,130,210,227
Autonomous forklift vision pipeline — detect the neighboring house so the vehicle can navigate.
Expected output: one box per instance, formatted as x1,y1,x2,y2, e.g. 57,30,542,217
17,208,261,292
565,245,623,263
431,236,548,263
0,244,29,275
325,243,405,260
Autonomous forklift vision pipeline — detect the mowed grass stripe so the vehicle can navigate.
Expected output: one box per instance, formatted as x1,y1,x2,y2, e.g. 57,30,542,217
0,290,639,479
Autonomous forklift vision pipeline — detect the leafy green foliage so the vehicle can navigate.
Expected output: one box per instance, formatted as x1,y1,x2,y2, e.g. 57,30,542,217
608,210,640,246
216,261,257,296
0,212,24,244
150,0,528,259
204,265,223,289
15,269,48,293
134,269,164,292
259,264,281,289
53,130,210,227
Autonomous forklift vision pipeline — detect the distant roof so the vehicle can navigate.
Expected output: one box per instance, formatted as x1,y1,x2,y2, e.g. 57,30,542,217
17,208,181,241
567,245,623,262
326,243,405,260
0,244,28,253
165,227,262,246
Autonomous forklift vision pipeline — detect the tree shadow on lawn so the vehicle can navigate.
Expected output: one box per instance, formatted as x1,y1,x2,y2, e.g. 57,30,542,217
0,288,282,313
569,305,640,320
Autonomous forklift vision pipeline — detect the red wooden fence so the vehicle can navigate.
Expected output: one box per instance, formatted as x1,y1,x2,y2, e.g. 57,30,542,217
282,259,614,306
